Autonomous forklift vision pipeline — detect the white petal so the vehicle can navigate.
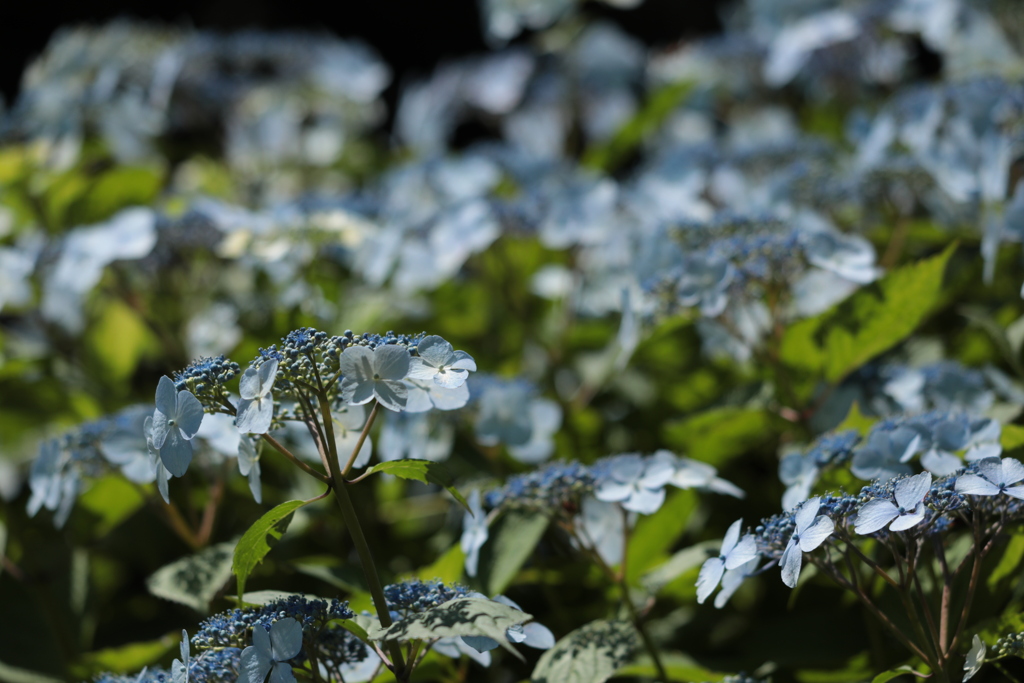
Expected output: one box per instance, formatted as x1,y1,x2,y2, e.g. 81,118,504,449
257,359,279,397
855,499,898,535
155,376,178,418
623,487,665,514
798,515,834,552
889,507,925,531
236,397,274,434
406,358,437,381
239,367,262,401
724,534,758,569
1002,458,1024,485
780,539,802,588
373,345,411,381
520,622,555,649
374,380,409,412
339,346,374,382
794,497,821,534
696,557,725,604
955,474,1000,496
720,518,743,556
269,618,303,660
894,472,931,509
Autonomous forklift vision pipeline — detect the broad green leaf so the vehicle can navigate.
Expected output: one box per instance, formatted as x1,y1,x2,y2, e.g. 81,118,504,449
232,499,311,598
626,490,698,585
871,665,923,682
336,619,370,644
364,459,469,511
293,556,367,593
76,475,146,537
411,543,466,584
663,408,778,466
72,635,173,678
582,81,693,172
231,590,323,606
531,619,638,683
1002,424,1024,452
73,165,164,224
367,597,530,660
781,245,955,383
641,541,717,594
0,661,64,683
988,535,1024,591
85,300,157,383
475,509,549,595
617,653,726,682
147,542,235,612
835,402,876,436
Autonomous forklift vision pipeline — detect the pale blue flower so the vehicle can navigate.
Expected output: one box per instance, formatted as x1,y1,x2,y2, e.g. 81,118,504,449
378,412,453,463
850,427,920,481
144,417,171,504
475,381,534,447
855,472,932,535
404,379,470,413
578,496,625,566
508,398,561,464
236,360,279,434
461,490,489,577
594,452,675,514
715,556,760,609
340,345,410,412
151,376,204,478
780,497,834,588
955,457,1024,499
408,336,477,388
669,453,745,498
963,635,986,681
696,519,758,604
241,618,303,683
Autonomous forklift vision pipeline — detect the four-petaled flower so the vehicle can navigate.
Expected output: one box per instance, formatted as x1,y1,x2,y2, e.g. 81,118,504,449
408,335,477,388
696,518,758,604
780,497,834,588
955,457,1024,499
241,617,303,683
238,437,263,504
151,376,205,477
595,452,676,514
340,345,411,412
963,634,986,681
236,359,279,434
855,472,932,535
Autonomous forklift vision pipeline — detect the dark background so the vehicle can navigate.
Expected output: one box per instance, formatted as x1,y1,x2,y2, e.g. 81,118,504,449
1,0,725,106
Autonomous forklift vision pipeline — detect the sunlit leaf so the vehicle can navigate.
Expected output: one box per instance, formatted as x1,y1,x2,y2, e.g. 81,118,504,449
147,542,235,612
232,500,312,598
531,619,638,683
364,459,469,511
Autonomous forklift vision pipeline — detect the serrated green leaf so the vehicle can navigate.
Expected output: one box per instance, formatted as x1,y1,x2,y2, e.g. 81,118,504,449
1002,424,1024,452
147,542,235,612
367,597,530,660
475,510,549,595
531,619,639,683
232,499,311,598
626,490,698,585
782,245,955,383
871,665,922,682
364,459,469,511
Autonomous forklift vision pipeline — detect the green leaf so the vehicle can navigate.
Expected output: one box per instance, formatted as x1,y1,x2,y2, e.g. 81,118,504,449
475,509,549,595
77,475,146,537
293,556,368,593
834,402,876,436
617,652,726,682
781,245,955,382
232,499,312,598
871,665,923,682
85,300,157,384
72,165,164,225
367,597,531,660
0,661,65,683
147,542,235,612
1002,424,1024,452
73,635,174,678
531,619,639,683
582,81,693,172
336,619,371,645
988,535,1024,591
641,541,717,594
663,408,778,466
364,459,470,511
411,543,466,584
230,590,324,607
626,490,698,585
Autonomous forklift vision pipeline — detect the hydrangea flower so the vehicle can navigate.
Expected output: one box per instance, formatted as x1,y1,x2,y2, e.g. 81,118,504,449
340,345,410,412
578,496,626,566
715,556,760,609
850,427,920,481
238,437,263,504
151,376,205,477
955,457,1024,499
236,360,279,434
780,497,834,588
964,635,986,681
855,472,932,535
696,519,758,604
240,617,303,683
669,454,744,498
594,452,676,514
407,336,477,388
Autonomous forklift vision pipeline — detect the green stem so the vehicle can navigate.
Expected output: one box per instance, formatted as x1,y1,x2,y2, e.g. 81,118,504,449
317,390,408,680
261,433,332,484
